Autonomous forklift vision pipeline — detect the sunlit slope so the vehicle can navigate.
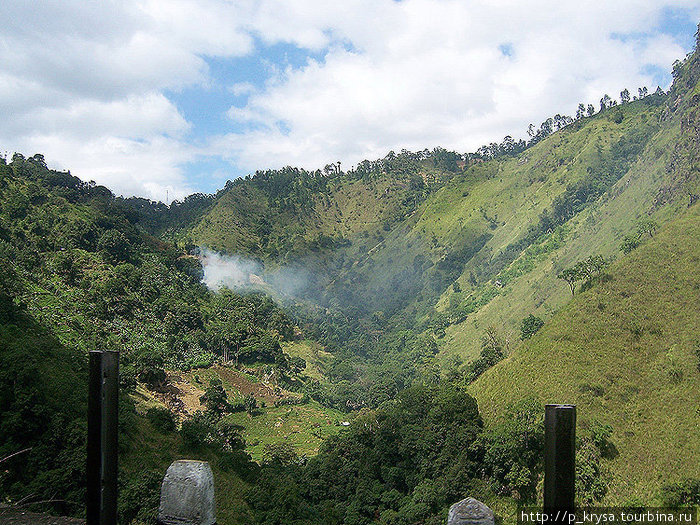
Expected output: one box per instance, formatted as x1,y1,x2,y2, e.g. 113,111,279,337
470,204,700,504
191,173,433,259
345,98,665,333
438,61,700,362
437,101,672,360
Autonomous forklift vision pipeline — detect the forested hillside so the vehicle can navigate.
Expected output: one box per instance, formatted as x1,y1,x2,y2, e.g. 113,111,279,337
1,27,700,525
0,155,313,522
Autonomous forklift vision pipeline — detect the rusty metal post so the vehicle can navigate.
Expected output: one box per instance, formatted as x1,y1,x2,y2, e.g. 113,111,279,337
544,404,576,517
87,351,119,525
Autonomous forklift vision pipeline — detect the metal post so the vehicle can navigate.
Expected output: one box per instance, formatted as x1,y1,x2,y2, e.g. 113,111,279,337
87,352,103,525
101,351,119,525
544,404,576,517
86,351,119,525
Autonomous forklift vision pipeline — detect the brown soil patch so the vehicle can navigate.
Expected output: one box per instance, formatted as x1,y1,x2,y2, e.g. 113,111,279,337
149,372,204,418
214,366,286,404
146,367,294,418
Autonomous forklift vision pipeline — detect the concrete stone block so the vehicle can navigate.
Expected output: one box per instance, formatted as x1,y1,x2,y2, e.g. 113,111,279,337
158,460,216,525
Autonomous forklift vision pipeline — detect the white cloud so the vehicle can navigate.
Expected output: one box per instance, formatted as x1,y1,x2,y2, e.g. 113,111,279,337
212,0,700,172
1,0,698,196
230,82,257,96
22,133,196,201
0,0,253,197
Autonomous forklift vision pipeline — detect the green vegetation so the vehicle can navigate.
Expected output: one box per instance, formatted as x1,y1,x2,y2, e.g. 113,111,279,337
470,204,700,504
520,314,544,340
246,383,498,525
224,401,345,461
620,218,658,253
557,255,610,296
2,27,700,525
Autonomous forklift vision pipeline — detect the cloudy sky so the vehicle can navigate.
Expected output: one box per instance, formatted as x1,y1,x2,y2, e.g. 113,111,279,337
2,1,699,200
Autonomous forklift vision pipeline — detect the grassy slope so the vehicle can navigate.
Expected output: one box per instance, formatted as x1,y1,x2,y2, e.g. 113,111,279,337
438,59,700,363
432,102,665,357
191,176,423,257
120,416,254,525
191,184,271,255
470,204,700,504
338,100,665,354
223,402,347,461
282,339,334,382
188,96,677,357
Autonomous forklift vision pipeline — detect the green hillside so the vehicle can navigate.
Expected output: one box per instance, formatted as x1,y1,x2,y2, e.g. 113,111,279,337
189,154,459,262
0,155,337,521
188,91,676,365
3,27,700,525
179,46,700,419
470,202,700,504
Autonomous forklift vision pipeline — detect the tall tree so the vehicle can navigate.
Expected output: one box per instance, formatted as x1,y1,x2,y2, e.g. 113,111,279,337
576,103,586,119
557,267,581,296
620,88,631,104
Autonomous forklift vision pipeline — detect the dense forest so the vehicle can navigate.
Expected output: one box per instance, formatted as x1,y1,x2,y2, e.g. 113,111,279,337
1,28,700,525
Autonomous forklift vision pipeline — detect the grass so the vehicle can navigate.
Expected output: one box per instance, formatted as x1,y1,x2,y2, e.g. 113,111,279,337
469,203,700,504
224,401,347,462
178,364,345,462
282,339,334,382
434,100,674,361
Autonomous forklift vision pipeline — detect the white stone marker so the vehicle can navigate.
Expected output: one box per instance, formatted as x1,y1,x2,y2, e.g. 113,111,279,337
447,497,494,525
158,460,216,525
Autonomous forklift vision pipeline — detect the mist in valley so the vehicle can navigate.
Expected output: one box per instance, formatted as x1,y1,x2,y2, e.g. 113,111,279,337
198,247,312,299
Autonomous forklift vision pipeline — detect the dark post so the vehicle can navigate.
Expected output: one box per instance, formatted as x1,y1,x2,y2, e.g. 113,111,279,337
86,351,119,525
101,351,119,525
86,352,103,525
544,404,576,518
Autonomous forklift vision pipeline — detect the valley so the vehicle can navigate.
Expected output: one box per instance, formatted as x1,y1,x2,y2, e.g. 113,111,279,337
1,30,699,525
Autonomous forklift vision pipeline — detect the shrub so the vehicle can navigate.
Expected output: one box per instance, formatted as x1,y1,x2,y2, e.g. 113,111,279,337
520,314,544,340
661,478,700,507
146,406,175,433
181,411,213,449
118,469,162,525
200,378,230,417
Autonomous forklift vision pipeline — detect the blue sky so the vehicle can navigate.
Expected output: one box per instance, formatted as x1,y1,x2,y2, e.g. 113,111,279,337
1,1,699,199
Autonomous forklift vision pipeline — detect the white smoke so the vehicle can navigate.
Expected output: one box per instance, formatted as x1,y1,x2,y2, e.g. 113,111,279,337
265,265,310,298
198,247,308,297
199,248,262,290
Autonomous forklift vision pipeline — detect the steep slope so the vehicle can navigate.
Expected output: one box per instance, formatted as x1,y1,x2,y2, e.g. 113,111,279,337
189,154,458,262
358,98,664,321
188,97,665,323
470,202,700,504
0,156,325,521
